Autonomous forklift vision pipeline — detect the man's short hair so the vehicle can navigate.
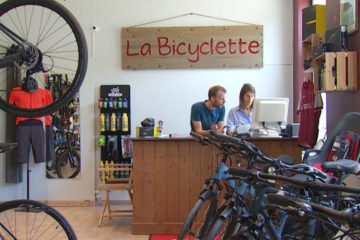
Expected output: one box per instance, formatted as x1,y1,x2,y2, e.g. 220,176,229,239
208,85,226,99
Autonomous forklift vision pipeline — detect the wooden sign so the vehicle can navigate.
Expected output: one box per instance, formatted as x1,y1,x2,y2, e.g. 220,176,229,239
122,25,263,69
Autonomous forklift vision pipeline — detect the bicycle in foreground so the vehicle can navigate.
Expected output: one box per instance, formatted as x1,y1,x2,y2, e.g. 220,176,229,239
180,130,360,239
0,0,88,239
205,131,360,239
229,165,360,239
178,131,296,240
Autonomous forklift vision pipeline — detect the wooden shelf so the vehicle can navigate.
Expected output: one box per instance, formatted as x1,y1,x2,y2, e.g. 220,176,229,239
313,51,357,92
302,33,325,71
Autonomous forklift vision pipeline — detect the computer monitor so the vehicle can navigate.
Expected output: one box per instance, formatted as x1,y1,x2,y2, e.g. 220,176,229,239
251,98,289,137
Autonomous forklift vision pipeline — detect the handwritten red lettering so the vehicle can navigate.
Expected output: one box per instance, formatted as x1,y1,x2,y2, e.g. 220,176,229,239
238,38,247,54
176,42,186,55
248,40,260,54
126,40,139,56
215,41,226,54
129,36,261,63
158,37,171,55
140,43,151,56
187,44,200,63
200,42,210,55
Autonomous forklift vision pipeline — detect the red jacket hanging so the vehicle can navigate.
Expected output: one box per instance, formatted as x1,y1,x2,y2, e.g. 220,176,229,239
297,80,323,148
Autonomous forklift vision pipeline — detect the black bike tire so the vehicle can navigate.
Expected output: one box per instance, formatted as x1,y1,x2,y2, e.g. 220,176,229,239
0,0,88,118
205,206,238,240
178,190,218,240
0,199,77,239
56,148,80,179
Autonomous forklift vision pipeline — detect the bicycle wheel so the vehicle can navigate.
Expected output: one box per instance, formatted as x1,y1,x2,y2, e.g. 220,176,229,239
0,0,87,118
56,147,80,178
205,206,239,240
178,190,218,240
0,199,76,239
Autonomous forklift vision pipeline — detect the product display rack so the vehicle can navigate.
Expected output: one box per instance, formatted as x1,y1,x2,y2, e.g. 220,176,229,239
98,85,132,182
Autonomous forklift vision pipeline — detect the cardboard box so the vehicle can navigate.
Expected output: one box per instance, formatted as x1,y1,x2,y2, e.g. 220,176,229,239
136,126,159,137
302,5,326,40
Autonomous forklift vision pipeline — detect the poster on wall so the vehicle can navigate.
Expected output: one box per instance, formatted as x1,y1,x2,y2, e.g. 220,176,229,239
122,25,263,69
340,0,358,34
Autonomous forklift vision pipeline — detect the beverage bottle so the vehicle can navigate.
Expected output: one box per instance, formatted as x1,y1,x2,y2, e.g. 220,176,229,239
99,160,105,181
112,98,118,109
118,98,123,108
98,98,103,108
105,160,109,180
116,112,121,131
103,98,108,109
122,113,128,132
105,113,110,131
123,97,128,109
110,160,114,179
108,98,113,108
100,113,105,132
110,113,116,131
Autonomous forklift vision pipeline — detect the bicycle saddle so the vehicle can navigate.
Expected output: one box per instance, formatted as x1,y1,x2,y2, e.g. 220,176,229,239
321,159,360,174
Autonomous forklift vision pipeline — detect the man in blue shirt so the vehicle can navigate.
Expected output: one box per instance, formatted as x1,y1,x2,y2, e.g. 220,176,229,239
226,83,255,136
191,85,226,136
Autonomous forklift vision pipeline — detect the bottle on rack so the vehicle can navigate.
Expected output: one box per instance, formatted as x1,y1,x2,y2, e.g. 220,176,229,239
105,113,110,131
113,98,118,109
103,98,108,109
116,112,121,131
118,97,122,108
109,160,114,179
100,113,105,132
108,98,113,109
122,113,128,132
104,160,109,180
99,160,105,181
123,97,128,109
98,98,103,108
110,113,116,131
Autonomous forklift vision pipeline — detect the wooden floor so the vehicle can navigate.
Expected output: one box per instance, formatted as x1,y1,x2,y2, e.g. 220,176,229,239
54,204,149,240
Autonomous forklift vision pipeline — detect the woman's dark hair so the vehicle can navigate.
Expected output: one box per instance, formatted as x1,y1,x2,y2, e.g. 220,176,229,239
239,83,256,108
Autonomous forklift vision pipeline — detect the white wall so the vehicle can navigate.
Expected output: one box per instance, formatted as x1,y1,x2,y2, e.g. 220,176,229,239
0,0,293,201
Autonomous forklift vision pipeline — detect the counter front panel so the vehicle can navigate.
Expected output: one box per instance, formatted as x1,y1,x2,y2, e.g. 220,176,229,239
131,136,301,234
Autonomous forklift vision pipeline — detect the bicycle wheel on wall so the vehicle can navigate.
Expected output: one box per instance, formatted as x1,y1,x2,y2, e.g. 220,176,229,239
0,199,76,239
0,0,87,118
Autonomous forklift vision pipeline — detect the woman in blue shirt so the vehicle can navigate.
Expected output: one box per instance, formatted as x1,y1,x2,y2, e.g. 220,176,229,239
226,83,256,136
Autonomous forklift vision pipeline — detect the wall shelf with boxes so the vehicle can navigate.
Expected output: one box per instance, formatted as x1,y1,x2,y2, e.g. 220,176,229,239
301,4,358,93
302,33,324,73
313,51,357,92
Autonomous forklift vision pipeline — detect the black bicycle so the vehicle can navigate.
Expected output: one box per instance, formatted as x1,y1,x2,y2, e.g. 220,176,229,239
229,165,360,239
0,0,88,118
203,131,360,239
47,128,81,179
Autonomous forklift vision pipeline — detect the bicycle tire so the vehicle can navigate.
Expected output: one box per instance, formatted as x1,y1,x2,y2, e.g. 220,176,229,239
0,199,77,239
205,206,238,240
0,0,88,118
178,190,218,240
56,147,80,178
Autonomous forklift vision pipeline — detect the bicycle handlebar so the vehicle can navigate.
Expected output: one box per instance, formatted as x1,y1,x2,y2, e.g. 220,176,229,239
228,167,360,194
0,142,17,153
267,193,360,225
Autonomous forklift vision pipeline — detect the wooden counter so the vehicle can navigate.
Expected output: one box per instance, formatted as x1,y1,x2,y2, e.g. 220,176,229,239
131,135,301,234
